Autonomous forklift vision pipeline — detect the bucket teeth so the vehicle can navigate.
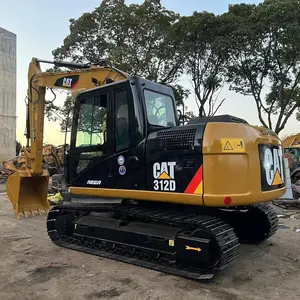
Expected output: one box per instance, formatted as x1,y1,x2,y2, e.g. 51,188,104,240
6,170,50,220
14,209,48,219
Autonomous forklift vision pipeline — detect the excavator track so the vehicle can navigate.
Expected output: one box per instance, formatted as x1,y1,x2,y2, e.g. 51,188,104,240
217,203,279,244
46,203,240,281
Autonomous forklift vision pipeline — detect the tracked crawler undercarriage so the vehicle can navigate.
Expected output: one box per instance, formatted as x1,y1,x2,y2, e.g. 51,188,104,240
47,201,278,281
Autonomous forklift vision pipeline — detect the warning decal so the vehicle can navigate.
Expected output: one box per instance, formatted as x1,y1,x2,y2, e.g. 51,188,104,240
221,138,245,153
223,141,233,151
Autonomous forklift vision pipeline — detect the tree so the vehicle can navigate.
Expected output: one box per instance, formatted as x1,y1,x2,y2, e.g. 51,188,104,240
51,0,185,102
174,12,230,117
46,94,74,132
226,0,300,134
46,0,195,130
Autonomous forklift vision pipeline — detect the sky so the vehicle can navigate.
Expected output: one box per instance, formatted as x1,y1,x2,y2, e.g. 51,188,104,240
1,0,297,146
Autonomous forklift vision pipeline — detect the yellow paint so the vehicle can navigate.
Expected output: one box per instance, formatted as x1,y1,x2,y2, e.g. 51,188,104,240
158,172,171,180
194,181,203,195
169,240,175,247
71,187,204,205
282,133,300,147
223,141,233,150
185,245,201,252
6,57,128,219
6,170,50,219
221,138,246,153
272,170,283,185
202,123,286,207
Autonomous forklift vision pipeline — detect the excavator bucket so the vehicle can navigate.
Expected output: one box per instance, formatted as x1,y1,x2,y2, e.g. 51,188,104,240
6,172,50,219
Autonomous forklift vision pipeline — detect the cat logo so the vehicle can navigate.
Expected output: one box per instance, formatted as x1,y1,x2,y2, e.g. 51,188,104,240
260,145,285,191
62,78,73,87
153,162,176,191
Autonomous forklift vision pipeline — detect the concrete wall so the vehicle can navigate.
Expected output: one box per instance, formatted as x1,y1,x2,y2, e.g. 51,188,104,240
0,27,16,163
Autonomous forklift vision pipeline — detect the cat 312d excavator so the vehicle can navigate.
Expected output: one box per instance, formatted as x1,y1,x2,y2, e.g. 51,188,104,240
6,57,286,281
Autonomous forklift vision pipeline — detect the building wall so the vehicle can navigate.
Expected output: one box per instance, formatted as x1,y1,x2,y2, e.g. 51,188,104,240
0,27,16,163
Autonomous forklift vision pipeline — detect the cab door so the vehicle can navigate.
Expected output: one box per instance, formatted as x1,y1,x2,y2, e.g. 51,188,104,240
69,88,114,188
108,82,146,191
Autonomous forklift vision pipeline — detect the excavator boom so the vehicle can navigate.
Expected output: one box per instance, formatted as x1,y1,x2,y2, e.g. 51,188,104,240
6,57,128,218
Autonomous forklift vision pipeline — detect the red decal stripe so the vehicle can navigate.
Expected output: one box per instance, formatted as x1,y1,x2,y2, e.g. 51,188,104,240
72,80,79,89
184,165,203,194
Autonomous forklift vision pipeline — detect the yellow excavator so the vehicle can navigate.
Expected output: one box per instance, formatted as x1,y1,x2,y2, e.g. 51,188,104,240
282,133,300,148
6,57,286,280
1,143,69,193
282,133,300,184
2,143,67,176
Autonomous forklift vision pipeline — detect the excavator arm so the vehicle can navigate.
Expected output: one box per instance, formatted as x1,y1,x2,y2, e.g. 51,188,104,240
282,133,300,148
6,57,128,218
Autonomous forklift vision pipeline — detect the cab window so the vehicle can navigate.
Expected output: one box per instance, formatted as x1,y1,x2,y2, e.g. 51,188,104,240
115,89,129,152
144,89,176,127
75,94,108,147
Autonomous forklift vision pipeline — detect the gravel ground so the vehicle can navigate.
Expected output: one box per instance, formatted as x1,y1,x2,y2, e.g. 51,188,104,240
0,187,300,300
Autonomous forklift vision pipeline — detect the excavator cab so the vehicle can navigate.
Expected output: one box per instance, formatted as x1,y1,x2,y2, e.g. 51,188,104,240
67,76,179,190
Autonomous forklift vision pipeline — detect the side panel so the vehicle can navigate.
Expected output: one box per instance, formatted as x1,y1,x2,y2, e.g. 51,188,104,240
70,124,207,206
202,122,286,207
145,125,205,203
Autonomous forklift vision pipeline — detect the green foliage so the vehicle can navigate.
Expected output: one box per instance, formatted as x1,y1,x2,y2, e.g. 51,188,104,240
226,0,300,134
48,0,192,131
174,12,230,117
45,94,74,132
171,84,191,107
53,0,183,84
47,0,300,134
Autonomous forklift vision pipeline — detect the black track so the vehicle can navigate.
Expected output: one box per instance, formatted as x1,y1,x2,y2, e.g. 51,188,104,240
217,204,279,244
46,203,240,281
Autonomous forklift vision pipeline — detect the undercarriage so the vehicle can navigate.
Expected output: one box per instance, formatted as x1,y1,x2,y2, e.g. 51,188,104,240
46,201,278,281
